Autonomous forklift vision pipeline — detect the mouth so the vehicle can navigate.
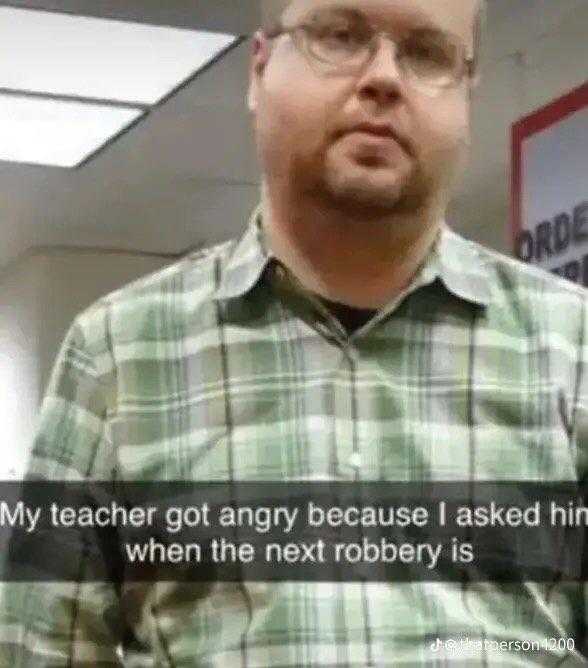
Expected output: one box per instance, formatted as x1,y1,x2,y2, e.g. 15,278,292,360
338,123,411,155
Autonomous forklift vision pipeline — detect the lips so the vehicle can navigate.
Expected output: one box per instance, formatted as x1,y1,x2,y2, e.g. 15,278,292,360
339,122,411,155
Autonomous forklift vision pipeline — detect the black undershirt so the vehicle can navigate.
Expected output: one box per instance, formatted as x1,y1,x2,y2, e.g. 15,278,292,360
269,260,378,335
320,297,378,335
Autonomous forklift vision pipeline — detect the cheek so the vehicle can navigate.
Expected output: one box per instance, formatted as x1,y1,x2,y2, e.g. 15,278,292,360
269,90,325,137
256,91,332,177
410,102,470,176
419,97,470,150
260,58,344,150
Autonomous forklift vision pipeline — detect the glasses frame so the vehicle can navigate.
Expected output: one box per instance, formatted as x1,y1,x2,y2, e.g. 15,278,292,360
265,14,477,92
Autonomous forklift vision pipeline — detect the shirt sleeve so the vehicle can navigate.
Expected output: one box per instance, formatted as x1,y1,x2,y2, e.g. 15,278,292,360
0,307,126,666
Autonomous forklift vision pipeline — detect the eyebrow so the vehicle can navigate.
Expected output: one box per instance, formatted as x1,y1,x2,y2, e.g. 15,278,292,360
295,5,468,51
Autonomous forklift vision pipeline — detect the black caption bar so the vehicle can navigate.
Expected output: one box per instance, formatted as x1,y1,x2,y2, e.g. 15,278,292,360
0,481,586,582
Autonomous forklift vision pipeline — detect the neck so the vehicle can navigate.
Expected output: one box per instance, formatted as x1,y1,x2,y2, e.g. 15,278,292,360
261,184,444,309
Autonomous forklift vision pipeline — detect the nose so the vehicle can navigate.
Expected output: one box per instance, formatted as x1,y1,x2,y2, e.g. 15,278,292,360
355,35,404,105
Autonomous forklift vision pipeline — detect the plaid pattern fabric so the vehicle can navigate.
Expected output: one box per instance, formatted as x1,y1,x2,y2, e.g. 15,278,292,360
2,206,588,666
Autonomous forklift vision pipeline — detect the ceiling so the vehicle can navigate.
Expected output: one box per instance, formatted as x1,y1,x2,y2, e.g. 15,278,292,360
1,0,587,272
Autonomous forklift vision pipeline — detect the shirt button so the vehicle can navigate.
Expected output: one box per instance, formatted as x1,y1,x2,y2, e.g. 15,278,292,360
348,452,362,469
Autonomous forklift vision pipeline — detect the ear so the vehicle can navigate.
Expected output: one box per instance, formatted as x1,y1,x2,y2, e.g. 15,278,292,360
247,31,271,112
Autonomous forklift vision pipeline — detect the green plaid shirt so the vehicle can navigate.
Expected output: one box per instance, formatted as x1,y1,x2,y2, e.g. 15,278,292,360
2,207,588,666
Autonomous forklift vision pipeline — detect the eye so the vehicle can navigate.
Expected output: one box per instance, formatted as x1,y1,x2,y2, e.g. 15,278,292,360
334,26,359,43
317,24,363,50
403,33,457,71
302,9,373,65
306,9,371,55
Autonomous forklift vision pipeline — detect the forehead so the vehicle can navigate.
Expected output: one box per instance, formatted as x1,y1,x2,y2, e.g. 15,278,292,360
284,0,476,46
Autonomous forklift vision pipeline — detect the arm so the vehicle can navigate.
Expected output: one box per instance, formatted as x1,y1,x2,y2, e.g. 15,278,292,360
0,309,125,666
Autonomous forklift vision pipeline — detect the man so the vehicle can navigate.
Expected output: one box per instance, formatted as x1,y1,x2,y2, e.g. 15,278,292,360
2,0,588,665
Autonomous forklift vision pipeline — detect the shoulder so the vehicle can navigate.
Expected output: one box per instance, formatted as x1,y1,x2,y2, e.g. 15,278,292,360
103,237,238,309
446,228,588,340
70,237,240,365
449,228,587,300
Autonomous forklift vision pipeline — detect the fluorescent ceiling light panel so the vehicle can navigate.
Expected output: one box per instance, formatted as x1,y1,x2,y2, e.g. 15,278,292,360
0,94,142,168
0,7,237,104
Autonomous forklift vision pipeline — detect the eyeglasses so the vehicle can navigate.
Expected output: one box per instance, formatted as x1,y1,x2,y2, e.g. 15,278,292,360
265,8,476,94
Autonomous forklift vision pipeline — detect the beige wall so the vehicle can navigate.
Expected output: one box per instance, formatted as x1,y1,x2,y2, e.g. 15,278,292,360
0,249,170,477
451,1,588,252
0,256,43,478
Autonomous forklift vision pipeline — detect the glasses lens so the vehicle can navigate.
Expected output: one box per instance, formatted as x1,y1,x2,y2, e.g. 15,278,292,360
305,11,371,67
401,30,461,87
297,11,465,89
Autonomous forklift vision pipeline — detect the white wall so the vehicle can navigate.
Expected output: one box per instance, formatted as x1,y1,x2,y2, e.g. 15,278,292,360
0,250,170,477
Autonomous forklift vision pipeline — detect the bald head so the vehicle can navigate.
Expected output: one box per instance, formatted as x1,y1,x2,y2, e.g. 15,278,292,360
263,0,485,24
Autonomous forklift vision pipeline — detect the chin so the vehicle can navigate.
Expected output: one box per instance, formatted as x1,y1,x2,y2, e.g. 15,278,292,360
323,168,409,212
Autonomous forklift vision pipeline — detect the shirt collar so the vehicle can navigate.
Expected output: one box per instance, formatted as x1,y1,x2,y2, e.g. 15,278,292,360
214,206,491,308
214,204,273,301
430,223,492,307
